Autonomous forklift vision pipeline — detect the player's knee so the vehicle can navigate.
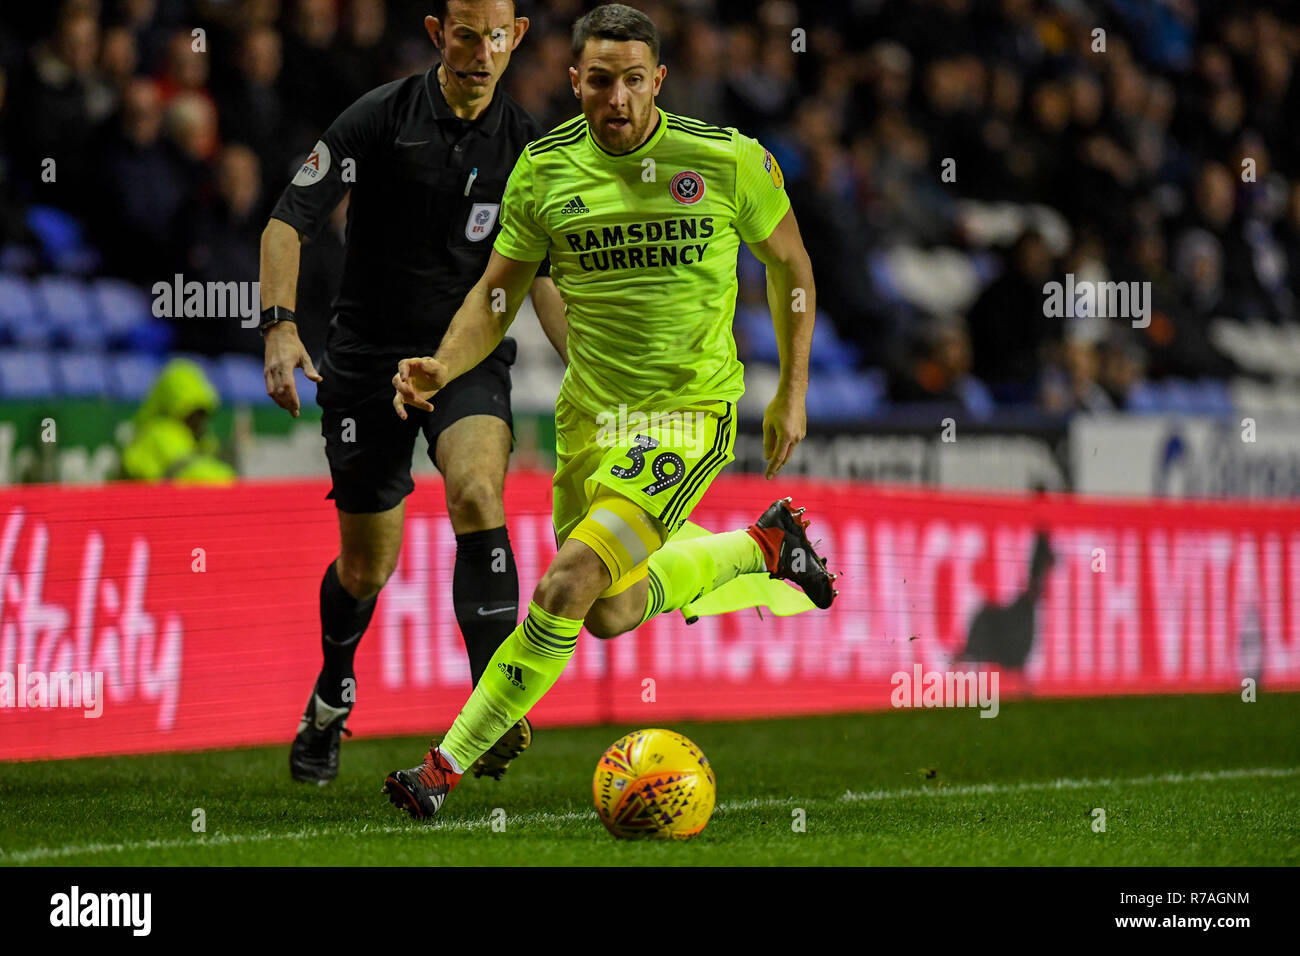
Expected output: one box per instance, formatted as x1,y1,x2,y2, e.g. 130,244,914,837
336,556,395,600
446,475,504,531
533,550,606,618
583,604,636,640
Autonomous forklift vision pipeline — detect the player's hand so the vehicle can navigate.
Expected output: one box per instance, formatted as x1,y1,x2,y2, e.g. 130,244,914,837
762,388,807,480
263,322,322,418
392,357,447,420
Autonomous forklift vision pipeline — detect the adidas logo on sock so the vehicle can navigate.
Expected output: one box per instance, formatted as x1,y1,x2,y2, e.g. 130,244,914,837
497,662,526,690
560,195,590,215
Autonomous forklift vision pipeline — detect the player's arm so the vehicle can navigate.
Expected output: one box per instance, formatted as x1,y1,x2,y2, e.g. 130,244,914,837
745,207,815,479
392,251,542,418
260,218,321,418
530,275,568,365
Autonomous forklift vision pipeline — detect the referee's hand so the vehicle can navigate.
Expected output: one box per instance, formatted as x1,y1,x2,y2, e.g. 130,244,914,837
393,357,447,420
263,323,322,418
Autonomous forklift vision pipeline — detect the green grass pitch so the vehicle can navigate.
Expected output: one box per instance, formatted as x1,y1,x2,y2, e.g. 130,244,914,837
3,693,1297,866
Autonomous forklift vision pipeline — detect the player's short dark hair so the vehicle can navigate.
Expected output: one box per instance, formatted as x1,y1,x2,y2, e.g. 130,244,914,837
571,3,660,63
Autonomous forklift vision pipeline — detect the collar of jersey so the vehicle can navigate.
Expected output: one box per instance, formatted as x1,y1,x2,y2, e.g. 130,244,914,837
586,107,667,160
423,67,505,137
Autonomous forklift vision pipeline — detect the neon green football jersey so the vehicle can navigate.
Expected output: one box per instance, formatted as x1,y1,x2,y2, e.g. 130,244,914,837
494,107,791,417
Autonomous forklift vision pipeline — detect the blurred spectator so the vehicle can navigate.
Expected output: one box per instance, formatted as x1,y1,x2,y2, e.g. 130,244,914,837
166,89,220,163
280,0,345,132
13,7,116,208
156,28,212,105
657,23,725,123
890,316,994,418
120,358,237,483
0,0,1297,414
334,0,391,106
1040,326,1114,414
967,230,1060,399
1122,226,1235,381
93,76,192,280
219,26,293,196
182,143,263,355
100,24,139,92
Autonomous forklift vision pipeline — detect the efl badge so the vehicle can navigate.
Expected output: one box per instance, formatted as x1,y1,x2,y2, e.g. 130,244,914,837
292,140,331,186
670,170,706,205
466,202,500,242
764,149,784,189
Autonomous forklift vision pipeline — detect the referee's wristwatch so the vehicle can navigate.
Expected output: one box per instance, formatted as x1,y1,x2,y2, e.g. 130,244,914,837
259,305,297,337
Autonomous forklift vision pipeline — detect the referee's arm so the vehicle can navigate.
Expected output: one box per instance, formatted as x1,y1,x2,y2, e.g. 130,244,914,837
260,218,321,418
393,250,542,418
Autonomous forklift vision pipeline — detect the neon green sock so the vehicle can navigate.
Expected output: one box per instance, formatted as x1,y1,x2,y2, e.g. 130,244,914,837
641,529,763,624
438,601,580,772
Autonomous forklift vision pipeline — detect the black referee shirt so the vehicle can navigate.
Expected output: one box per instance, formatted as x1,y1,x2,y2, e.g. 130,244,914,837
270,68,550,401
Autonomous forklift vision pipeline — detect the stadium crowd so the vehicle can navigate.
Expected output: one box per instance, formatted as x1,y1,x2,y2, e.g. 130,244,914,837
1,0,1299,416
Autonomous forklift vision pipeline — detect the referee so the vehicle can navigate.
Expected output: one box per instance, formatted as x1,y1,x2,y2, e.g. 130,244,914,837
259,0,567,786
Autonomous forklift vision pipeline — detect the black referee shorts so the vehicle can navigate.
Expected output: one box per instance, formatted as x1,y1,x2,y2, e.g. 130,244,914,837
318,350,514,514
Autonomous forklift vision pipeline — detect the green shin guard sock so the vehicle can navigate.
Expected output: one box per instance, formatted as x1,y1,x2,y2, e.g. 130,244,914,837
641,529,764,625
438,601,581,773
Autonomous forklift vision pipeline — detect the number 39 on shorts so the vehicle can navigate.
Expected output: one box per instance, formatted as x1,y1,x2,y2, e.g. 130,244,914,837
610,435,686,496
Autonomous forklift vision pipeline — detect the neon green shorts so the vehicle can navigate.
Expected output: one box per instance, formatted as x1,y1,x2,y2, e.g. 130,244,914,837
553,397,737,546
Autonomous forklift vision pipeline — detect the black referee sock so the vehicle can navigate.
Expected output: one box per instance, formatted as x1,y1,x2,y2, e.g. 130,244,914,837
317,562,378,708
453,526,520,686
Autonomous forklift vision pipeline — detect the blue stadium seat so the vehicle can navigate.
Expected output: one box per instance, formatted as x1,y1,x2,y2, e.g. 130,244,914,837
0,348,58,399
867,251,904,304
217,353,270,405
0,275,50,347
92,278,156,343
1197,378,1233,416
1126,381,1161,413
53,351,113,398
807,369,885,424
810,314,859,371
735,306,778,364
108,354,165,401
737,306,860,371
34,275,106,350
25,206,99,274
1162,378,1196,412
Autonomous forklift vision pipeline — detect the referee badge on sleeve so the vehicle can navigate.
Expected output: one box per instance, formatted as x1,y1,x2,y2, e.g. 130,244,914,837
466,203,500,241
292,140,331,186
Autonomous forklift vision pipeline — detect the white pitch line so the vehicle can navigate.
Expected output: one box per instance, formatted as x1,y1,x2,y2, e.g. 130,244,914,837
838,766,1300,802
2,766,1294,864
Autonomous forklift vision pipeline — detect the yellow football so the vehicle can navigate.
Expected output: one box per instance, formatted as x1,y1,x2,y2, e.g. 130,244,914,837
593,728,716,840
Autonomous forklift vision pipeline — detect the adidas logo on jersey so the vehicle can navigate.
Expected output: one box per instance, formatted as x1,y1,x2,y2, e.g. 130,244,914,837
560,195,590,215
